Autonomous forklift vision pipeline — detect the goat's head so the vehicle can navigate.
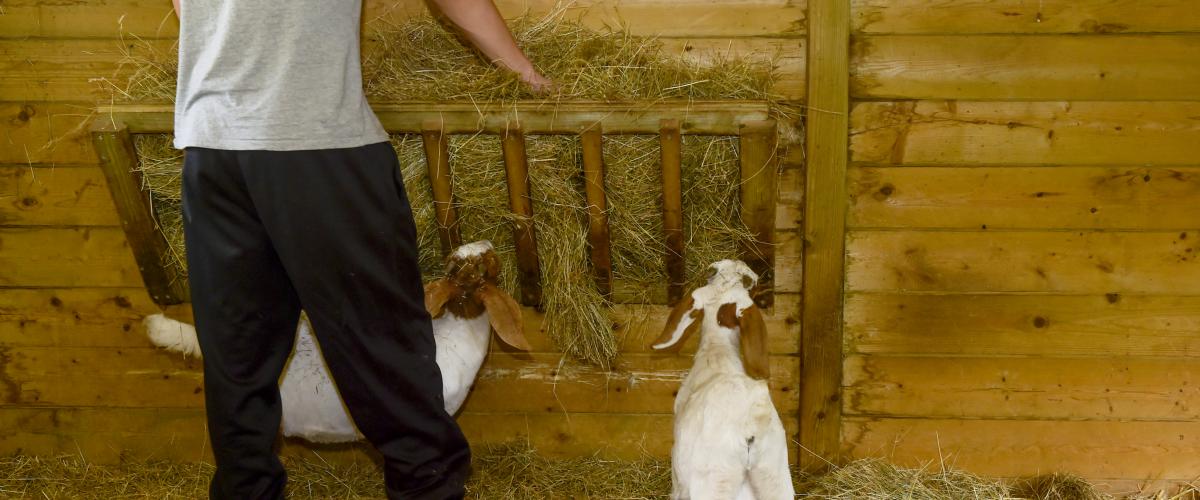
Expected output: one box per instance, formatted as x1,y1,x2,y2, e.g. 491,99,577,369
424,241,531,351
648,259,769,379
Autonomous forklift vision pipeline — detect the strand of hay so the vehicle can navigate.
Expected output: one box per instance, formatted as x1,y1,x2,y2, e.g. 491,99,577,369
117,10,783,366
3,448,1189,499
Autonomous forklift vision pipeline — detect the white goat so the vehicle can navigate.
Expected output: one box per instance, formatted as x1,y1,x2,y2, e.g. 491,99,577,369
144,240,530,443
651,260,793,500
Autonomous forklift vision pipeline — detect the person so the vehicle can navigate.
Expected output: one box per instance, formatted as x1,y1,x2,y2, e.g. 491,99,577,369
169,0,550,497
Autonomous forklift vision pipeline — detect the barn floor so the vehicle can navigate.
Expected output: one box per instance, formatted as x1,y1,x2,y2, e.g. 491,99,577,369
0,443,1193,499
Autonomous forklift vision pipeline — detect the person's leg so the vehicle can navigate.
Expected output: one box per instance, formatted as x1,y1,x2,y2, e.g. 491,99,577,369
239,142,470,499
181,147,303,500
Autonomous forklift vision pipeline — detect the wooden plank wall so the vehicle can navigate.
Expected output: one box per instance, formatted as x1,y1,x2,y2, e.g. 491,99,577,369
842,0,1200,491
0,0,806,463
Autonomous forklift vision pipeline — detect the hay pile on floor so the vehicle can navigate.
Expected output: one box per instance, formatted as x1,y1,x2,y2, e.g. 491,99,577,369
2,446,1189,499
116,11,780,366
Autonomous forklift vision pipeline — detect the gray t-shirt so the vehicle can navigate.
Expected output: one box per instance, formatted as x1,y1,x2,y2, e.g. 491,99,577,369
173,0,388,151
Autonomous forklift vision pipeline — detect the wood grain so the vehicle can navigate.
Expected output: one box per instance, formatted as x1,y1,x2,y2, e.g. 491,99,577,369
849,166,1200,230
0,165,119,226
501,127,542,307
847,230,1200,294
844,355,1200,420
738,120,778,307
659,119,686,305
850,101,1200,166
846,293,1200,357
581,127,613,298
421,120,461,254
852,0,1200,34
92,121,187,304
852,35,1200,100
843,418,1200,480
800,0,850,471
0,0,807,39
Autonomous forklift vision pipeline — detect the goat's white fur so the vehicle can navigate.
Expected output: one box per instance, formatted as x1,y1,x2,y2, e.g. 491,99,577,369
142,242,513,444
657,260,794,500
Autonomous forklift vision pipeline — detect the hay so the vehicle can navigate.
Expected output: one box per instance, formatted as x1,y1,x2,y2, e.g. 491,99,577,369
2,447,1190,499
117,11,783,366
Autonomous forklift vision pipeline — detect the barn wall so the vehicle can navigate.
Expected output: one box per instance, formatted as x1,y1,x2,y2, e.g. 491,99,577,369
0,0,806,462
839,0,1200,491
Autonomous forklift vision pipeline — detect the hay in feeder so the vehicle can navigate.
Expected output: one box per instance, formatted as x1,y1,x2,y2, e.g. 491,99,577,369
118,11,782,366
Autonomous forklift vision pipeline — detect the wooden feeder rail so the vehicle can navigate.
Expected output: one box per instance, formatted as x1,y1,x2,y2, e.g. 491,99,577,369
92,102,778,308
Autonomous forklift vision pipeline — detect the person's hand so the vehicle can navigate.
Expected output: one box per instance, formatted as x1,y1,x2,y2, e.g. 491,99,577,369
520,70,555,95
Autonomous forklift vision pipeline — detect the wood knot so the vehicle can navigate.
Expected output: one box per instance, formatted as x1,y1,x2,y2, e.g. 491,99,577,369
1032,316,1049,329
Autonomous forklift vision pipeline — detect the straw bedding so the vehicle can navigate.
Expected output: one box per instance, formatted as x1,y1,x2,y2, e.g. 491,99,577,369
117,12,784,366
2,444,1188,499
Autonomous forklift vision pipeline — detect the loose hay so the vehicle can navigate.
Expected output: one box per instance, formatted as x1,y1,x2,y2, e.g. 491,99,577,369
116,11,784,366
2,447,1188,499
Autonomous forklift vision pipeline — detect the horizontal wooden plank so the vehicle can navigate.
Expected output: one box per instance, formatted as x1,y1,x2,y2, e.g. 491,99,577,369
852,35,1200,100
102,101,773,135
0,227,141,287
0,165,119,226
845,355,1200,421
0,407,798,462
0,102,97,164
3,287,799,354
847,230,1200,294
845,293,1200,357
0,345,797,412
3,35,802,101
463,353,798,414
849,166,1200,230
852,0,1200,34
0,0,806,39
843,417,1200,479
850,101,1200,166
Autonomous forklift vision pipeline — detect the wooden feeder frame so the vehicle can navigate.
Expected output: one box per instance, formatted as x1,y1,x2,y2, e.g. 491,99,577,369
91,101,779,308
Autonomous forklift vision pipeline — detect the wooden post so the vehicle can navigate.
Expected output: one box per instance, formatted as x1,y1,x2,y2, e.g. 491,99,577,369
502,126,543,308
580,126,613,297
801,0,850,472
739,120,778,308
90,120,189,305
421,120,461,255
660,119,686,305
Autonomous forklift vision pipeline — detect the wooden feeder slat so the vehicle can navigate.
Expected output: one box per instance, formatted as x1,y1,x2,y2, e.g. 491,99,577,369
89,119,189,305
501,126,543,308
421,120,461,255
96,101,771,135
581,126,613,298
739,120,779,308
659,118,686,305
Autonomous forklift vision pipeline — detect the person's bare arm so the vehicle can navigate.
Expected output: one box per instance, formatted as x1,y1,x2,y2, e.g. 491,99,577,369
172,0,179,17
425,0,552,92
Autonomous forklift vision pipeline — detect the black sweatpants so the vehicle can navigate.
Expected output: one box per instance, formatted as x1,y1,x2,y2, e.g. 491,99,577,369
181,142,470,500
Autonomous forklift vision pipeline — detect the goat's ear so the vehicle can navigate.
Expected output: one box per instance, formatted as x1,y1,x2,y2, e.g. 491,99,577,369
651,294,703,351
476,283,531,351
424,278,459,319
738,304,770,380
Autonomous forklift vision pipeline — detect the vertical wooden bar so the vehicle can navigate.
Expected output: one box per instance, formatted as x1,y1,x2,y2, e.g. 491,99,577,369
502,126,542,308
421,120,461,255
660,119,686,305
90,120,189,305
581,126,613,297
801,0,850,472
739,120,778,308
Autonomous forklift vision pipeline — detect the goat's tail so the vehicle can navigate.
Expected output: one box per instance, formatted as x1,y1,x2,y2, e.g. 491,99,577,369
144,313,203,359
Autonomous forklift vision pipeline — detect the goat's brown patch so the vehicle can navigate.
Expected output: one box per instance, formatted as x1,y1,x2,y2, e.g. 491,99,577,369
717,303,739,328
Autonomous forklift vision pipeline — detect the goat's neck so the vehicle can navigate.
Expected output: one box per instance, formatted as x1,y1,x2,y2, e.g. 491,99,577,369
691,327,745,378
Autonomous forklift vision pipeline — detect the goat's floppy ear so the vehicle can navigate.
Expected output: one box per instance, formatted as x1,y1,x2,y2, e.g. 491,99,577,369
651,295,703,351
424,278,459,319
476,283,531,351
738,304,770,380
